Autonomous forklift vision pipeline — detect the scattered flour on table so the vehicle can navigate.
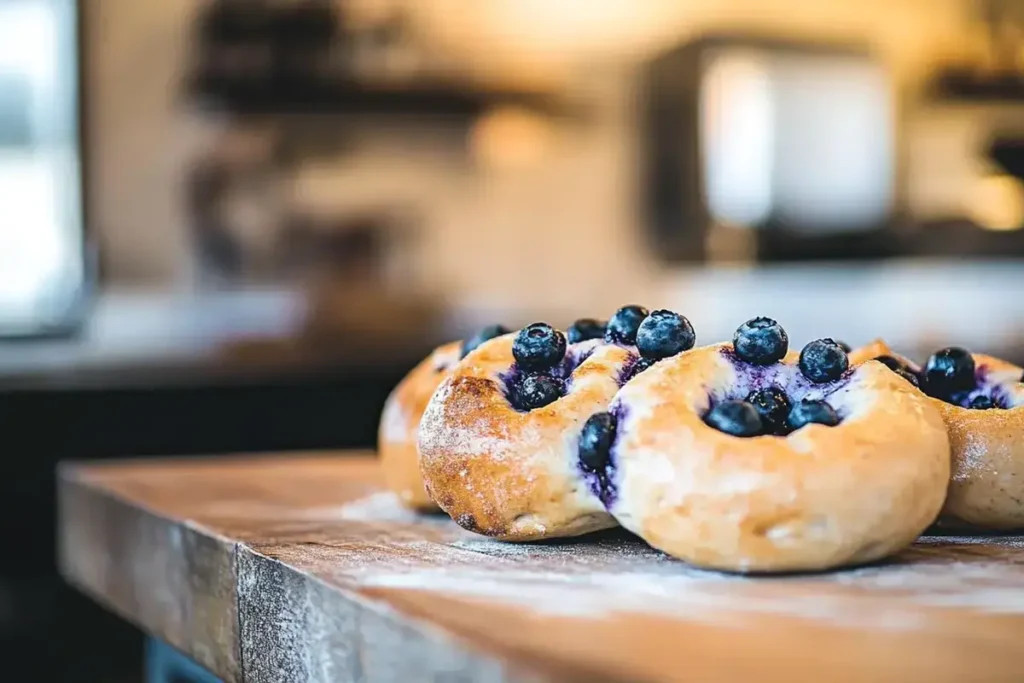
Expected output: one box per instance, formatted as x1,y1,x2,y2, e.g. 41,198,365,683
341,534,1024,630
335,492,439,523
279,491,1024,631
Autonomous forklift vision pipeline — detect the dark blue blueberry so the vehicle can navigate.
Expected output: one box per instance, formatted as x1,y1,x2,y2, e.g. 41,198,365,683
733,317,789,365
786,399,839,431
605,305,649,345
624,356,656,382
514,374,564,411
873,355,920,387
746,387,791,434
461,324,511,359
873,355,904,372
704,400,763,437
798,339,849,384
567,318,606,344
970,395,995,410
635,356,656,373
896,368,920,388
512,323,567,372
837,341,852,353
579,411,616,473
923,347,975,398
636,310,695,360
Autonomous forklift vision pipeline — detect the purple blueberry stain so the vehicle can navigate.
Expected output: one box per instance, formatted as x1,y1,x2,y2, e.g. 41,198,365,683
616,350,647,386
709,347,855,430
499,341,602,410
717,347,852,404
941,365,1011,409
918,362,1021,409
577,401,627,509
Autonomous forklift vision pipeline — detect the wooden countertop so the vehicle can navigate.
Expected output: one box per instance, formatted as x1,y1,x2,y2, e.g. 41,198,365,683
58,453,1024,683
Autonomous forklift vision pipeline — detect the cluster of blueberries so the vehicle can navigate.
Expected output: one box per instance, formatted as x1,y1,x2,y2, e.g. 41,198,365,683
506,305,697,411
576,306,696,479
919,347,998,410
865,346,1002,410
460,310,1008,444
703,318,848,438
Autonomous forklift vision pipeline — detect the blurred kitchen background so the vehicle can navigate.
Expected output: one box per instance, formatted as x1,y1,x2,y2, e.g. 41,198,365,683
4,0,1024,679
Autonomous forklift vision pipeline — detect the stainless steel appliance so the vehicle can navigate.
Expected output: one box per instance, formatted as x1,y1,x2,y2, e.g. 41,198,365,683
642,34,896,263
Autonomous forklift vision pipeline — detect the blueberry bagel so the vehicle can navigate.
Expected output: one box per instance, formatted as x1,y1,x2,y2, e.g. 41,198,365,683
591,318,949,573
419,307,695,540
859,340,1024,530
378,326,509,510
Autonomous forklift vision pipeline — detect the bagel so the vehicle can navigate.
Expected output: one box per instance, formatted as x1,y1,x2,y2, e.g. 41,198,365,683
934,352,1024,530
851,340,1024,530
418,334,636,539
378,341,461,510
418,307,696,540
848,338,905,366
599,338,950,573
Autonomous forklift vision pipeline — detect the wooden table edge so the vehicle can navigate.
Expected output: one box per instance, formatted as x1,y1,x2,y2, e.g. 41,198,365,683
56,458,560,683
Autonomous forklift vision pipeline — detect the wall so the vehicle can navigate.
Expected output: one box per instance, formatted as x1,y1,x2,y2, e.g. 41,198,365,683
85,0,976,305
84,0,205,285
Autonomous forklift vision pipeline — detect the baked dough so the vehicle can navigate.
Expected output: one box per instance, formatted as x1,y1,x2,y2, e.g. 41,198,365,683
848,338,905,366
418,334,636,540
604,343,950,573
378,341,461,510
851,340,1024,530
937,353,1024,530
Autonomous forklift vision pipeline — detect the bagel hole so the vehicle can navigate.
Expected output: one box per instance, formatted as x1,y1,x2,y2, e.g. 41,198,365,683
707,348,854,434
937,365,1015,409
498,340,601,411
910,356,1021,410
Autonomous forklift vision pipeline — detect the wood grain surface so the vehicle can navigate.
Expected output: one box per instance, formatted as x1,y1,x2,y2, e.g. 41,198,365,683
58,453,1024,683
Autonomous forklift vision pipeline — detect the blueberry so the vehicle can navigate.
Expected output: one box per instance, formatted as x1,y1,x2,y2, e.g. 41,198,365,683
896,368,920,388
873,355,904,372
567,318,606,344
605,305,649,345
512,323,567,372
872,355,920,387
799,339,849,384
733,317,789,365
923,347,976,398
704,400,763,437
514,374,563,410
636,310,695,360
970,395,995,410
461,324,511,359
625,356,656,381
786,399,839,431
746,387,791,434
837,341,852,353
579,412,616,473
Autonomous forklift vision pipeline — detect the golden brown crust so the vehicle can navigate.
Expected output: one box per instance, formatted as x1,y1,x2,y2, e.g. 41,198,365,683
378,341,461,510
848,338,900,366
851,342,1024,530
609,343,950,573
418,335,634,540
934,353,1024,530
